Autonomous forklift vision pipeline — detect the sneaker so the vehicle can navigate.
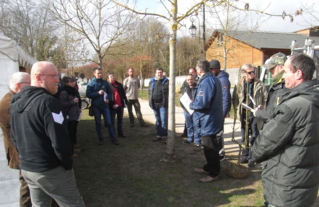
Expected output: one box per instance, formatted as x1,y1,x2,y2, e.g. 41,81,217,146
153,137,162,142
195,143,200,147
183,140,192,144
200,175,220,183
248,160,255,167
219,155,225,161
112,139,119,145
240,158,248,164
194,168,209,175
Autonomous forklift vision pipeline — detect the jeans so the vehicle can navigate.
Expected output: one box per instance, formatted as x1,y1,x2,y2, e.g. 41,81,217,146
241,113,259,161
202,135,220,177
184,111,201,144
110,106,124,136
152,106,168,137
22,167,85,207
127,99,146,125
93,106,116,141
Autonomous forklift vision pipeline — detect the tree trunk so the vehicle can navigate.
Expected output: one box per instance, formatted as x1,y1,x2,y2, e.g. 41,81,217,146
161,0,177,162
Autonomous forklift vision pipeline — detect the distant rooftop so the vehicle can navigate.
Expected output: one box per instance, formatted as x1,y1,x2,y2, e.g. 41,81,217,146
212,30,319,49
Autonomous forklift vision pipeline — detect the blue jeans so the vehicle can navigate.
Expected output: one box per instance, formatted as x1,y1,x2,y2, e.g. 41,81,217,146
184,111,201,144
152,106,168,137
110,106,124,136
93,106,116,141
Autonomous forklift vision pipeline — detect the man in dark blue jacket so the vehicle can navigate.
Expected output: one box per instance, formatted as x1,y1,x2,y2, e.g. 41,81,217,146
86,68,118,145
190,59,223,183
210,59,231,161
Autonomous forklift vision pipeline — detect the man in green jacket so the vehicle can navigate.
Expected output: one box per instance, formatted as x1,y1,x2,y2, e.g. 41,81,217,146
252,53,319,207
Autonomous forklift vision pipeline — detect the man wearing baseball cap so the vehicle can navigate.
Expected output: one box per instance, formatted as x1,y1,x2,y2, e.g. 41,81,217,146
254,52,290,123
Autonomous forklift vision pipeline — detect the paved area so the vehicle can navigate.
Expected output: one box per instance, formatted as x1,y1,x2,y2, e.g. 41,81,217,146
123,98,242,157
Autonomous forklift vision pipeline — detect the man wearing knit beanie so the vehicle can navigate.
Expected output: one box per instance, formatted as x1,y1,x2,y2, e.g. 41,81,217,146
209,59,231,161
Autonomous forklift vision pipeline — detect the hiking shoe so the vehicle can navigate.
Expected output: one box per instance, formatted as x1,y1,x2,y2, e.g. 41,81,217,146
140,123,149,127
162,137,167,144
240,158,248,164
194,168,209,175
112,139,119,145
200,175,220,183
248,160,255,168
153,137,162,142
183,140,192,144
194,143,201,147
73,148,81,153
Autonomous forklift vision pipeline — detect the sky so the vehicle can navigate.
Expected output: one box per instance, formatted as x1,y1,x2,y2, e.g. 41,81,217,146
133,0,319,34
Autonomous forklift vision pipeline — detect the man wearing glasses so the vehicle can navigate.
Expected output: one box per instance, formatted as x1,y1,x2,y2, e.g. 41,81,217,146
10,61,85,206
234,64,267,167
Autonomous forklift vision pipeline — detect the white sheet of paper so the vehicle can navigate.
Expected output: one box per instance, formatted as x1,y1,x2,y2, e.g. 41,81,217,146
180,92,194,115
52,111,64,124
103,92,107,101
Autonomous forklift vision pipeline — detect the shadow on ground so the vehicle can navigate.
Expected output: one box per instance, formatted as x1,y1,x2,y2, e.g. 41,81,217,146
73,110,266,207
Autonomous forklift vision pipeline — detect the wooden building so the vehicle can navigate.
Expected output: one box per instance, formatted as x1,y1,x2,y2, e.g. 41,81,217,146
205,27,319,84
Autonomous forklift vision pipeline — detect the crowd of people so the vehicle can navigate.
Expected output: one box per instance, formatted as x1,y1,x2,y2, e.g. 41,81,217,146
1,51,319,206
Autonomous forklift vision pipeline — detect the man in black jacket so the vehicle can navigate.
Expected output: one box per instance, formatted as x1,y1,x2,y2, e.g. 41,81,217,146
180,74,201,146
252,54,319,207
108,73,128,138
148,68,169,143
10,61,85,207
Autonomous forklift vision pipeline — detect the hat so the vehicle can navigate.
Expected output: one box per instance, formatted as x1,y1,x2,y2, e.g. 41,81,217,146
210,60,221,69
263,52,287,69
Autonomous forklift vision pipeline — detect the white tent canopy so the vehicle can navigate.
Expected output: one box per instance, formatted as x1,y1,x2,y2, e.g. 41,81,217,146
0,35,37,207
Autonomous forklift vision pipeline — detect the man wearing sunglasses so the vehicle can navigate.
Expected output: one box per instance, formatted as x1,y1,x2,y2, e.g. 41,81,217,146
234,64,267,167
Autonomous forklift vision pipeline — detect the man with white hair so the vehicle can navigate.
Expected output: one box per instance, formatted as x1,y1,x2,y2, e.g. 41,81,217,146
10,61,85,207
0,72,31,206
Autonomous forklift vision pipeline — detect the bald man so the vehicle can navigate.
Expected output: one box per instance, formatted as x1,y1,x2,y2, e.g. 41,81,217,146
10,62,85,207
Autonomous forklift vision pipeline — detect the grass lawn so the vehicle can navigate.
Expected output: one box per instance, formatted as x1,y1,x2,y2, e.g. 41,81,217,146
73,109,267,207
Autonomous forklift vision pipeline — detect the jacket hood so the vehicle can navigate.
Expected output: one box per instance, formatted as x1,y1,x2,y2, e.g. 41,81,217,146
217,70,229,79
198,71,213,85
11,86,50,113
151,76,168,84
283,79,319,108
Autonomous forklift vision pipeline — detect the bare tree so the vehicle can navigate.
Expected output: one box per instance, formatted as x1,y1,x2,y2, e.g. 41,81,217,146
44,0,135,70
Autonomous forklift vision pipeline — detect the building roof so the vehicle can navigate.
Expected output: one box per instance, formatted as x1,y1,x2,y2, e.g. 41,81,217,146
209,30,319,50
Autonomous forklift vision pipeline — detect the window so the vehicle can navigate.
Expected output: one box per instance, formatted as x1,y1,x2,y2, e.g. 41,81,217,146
217,34,223,47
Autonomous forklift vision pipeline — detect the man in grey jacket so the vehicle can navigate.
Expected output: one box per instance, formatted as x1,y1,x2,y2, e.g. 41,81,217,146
251,53,319,207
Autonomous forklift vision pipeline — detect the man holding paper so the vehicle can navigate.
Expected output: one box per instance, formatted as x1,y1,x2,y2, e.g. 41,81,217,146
86,68,118,145
180,74,201,146
190,59,223,183
235,64,267,167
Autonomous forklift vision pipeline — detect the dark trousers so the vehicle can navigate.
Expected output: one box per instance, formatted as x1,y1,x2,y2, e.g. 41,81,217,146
202,135,220,177
241,113,259,161
127,99,146,125
110,106,124,136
